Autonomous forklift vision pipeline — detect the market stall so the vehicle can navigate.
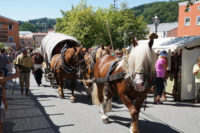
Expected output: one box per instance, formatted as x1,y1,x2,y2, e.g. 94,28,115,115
138,36,200,101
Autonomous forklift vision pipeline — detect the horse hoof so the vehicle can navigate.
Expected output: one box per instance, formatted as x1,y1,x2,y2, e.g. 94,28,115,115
70,99,76,103
59,95,65,99
69,96,76,103
102,118,109,124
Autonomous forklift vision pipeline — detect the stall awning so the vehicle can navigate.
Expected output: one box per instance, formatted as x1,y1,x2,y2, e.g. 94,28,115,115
138,36,200,54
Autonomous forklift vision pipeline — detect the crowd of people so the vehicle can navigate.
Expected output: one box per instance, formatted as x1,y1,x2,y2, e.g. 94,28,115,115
0,47,44,133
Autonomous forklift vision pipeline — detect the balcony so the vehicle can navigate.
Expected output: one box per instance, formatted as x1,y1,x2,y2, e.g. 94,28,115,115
0,35,8,39
0,28,8,31
0,38,7,42
0,28,8,33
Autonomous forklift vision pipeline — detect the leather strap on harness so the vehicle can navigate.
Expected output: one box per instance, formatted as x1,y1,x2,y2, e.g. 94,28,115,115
92,46,100,63
105,60,121,97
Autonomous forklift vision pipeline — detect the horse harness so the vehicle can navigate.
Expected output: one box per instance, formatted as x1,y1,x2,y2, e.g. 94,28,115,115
92,46,100,63
93,57,154,97
54,44,79,74
93,59,126,97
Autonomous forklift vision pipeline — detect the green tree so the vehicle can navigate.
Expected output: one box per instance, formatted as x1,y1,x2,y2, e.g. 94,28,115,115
55,0,148,49
19,22,36,32
0,43,5,49
132,0,187,24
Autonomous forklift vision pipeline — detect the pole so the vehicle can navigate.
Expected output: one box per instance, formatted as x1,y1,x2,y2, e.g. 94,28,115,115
114,0,116,11
124,32,126,48
155,25,157,34
106,20,114,50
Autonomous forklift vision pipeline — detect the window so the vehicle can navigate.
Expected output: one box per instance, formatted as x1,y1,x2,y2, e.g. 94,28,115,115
9,36,14,42
198,6,200,10
197,16,200,25
0,24,2,28
8,24,13,30
184,17,191,26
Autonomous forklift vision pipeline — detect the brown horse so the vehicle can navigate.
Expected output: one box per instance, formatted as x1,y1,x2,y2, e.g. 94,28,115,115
81,53,95,96
80,46,111,96
92,33,158,133
94,45,112,63
50,46,86,102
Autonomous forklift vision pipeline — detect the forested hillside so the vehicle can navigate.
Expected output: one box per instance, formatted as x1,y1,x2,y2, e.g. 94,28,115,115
19,18,56,32
132,0,187,24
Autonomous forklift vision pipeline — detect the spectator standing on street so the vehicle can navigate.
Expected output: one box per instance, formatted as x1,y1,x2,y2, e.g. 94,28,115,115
7,52,14,75
154,50,168,104
14,47,34,96
32,51,44,87
0,49,10,77
0,69,19,133
193,57,200,103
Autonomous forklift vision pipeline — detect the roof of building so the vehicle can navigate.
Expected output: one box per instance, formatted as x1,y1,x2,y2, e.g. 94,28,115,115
148,22,178,33
33,32,48,36
179,0,200,6
19,31,33,38
0,15,19,23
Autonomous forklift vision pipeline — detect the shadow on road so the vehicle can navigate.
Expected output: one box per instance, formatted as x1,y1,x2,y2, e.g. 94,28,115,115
4,80,74,133
110,115,182,133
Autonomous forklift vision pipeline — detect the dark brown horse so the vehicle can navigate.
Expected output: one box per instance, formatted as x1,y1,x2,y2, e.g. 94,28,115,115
81,46,112,96
50,46,86,102
92,33,158,133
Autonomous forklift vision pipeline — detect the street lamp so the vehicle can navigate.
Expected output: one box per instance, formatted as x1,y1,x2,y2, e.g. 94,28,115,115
152,13,160,34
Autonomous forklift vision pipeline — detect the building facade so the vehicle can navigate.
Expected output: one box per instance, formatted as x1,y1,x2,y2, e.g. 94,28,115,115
178,1,200,37
33,33,47,47
19,31,34,48
0,15,20,49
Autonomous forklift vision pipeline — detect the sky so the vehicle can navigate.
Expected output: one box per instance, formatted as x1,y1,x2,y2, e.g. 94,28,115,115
0,0,168,21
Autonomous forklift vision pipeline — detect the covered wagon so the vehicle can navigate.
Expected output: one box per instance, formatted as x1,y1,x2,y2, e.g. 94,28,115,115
40,33,81,82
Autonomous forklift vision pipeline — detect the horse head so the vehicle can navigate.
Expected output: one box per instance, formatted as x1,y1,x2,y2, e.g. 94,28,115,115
96,45,112,61
127,35,156,92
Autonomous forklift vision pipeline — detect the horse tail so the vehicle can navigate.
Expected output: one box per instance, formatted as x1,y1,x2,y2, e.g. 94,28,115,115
92,83,100,105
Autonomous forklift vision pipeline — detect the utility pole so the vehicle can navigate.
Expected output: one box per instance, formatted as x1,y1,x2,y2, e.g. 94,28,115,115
114,0,116,10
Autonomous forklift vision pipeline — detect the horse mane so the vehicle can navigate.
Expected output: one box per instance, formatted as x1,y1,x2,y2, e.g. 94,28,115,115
127,43,155,75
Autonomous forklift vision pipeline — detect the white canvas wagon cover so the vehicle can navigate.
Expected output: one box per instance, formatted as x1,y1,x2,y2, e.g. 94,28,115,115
40,33,80,61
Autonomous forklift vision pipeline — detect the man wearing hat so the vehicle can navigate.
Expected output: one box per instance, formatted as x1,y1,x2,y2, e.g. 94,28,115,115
14,47,34,96
154,50,168,104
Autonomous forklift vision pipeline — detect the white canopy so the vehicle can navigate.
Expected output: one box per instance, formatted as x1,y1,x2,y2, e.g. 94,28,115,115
138,36,200,54
40,33,80,61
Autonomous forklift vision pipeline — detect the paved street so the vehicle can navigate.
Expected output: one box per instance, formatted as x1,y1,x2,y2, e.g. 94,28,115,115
4,75,200,133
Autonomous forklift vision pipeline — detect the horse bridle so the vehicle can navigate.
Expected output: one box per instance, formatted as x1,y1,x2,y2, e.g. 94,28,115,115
128,68,154,92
